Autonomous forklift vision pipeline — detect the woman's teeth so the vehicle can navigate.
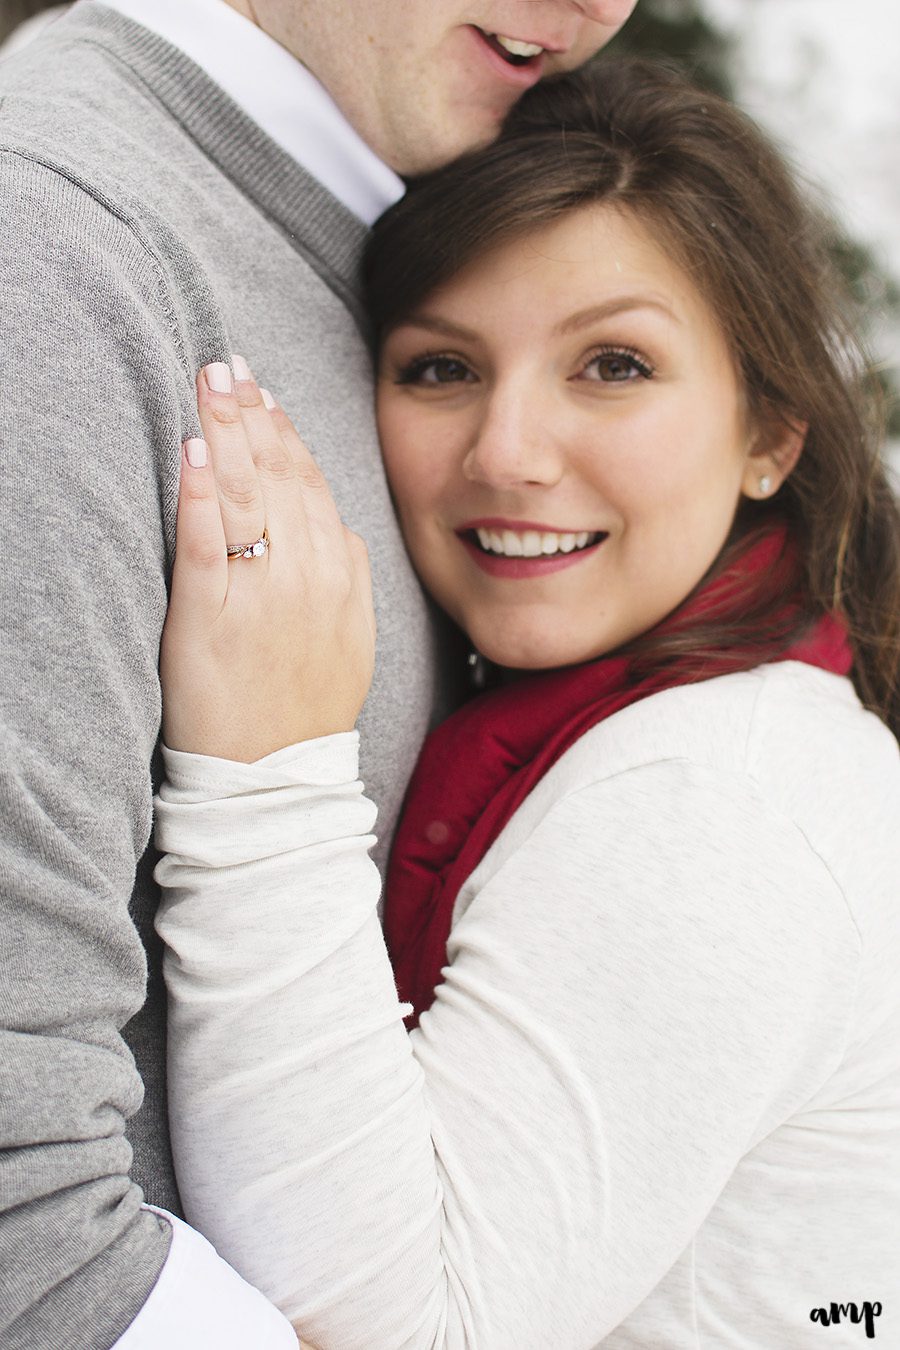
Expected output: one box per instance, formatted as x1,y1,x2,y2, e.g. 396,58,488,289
475,528,599,557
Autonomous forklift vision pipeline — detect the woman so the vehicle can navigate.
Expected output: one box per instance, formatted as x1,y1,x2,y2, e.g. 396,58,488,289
154,62,900,1347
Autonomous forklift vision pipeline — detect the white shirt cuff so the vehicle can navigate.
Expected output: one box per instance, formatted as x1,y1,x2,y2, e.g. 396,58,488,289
161,730,361,795
111,1205,296,1348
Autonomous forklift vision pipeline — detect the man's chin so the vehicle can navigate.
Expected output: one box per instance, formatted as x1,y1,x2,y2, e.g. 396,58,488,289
392,114,509,177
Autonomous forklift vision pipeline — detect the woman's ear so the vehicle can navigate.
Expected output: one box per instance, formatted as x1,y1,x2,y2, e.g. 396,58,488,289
741,413,807,501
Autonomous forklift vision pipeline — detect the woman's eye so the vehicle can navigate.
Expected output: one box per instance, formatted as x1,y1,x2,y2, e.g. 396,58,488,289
579,348,654,383
396,355,475,386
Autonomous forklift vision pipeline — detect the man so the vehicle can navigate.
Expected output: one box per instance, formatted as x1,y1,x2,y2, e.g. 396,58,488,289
0,0,635,1344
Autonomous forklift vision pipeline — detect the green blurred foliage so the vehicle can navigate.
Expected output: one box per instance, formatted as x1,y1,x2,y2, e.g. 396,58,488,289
607,0,899,435
608,0,735,96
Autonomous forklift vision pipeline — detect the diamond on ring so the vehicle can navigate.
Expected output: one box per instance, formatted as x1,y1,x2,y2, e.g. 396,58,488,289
226,528,270,560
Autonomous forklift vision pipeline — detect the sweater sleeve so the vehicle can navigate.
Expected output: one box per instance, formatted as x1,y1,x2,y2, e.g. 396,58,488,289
155,741,858,1348
0,152,190,1348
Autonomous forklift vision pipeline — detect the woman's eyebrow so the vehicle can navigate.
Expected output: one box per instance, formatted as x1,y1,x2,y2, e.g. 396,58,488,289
394,315,481,341
556,296,681,335
393,297,680,343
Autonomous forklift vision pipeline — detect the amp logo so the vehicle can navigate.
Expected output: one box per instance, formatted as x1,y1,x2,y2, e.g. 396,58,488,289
810,1302,882,1339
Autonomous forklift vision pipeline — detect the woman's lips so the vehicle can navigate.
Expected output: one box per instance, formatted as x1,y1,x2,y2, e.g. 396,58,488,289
457,531,607,579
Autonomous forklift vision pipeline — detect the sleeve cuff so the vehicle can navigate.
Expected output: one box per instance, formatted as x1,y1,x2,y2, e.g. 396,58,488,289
111,1206,297,1348
155,730,377,868
161,731,361,796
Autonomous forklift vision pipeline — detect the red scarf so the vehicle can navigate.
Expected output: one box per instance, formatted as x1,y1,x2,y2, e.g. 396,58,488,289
384,527,852,1026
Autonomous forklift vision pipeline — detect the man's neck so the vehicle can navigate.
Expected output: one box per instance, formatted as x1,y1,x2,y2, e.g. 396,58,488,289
93,0,404,224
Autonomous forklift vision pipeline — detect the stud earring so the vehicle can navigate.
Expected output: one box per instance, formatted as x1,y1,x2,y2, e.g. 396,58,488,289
467,650,489,690
758,474,772,496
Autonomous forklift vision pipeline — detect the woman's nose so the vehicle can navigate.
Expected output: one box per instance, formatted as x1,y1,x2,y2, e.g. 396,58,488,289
461,389,565,488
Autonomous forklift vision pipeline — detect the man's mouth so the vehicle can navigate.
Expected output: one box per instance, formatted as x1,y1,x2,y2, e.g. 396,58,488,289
477,30,547,66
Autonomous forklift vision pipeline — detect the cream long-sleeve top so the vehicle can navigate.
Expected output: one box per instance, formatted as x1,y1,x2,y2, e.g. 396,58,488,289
154,663,900,1349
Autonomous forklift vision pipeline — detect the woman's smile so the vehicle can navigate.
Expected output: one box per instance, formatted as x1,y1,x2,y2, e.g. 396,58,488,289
377,203,787,671
456,520,608,578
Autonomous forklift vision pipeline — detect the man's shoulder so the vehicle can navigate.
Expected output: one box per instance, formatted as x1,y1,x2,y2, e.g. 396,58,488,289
1,18,145,148
0,36,222,346
0,34,188,221
0,8,238,250
0,53,212,413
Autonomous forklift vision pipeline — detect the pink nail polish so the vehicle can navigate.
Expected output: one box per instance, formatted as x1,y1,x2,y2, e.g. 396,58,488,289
204,362,233,394
260,388,277,411
232,354,253,383
184,437,208,468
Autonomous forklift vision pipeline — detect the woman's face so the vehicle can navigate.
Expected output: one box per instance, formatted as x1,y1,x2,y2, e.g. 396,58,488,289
376,204,769,670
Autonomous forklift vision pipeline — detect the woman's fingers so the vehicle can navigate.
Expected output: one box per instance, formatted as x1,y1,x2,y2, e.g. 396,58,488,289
169,438,228,621
230,358,317,534
159,438,229,751
211,356,344,565
197,361,268,555
263,391,330,487
258,391,348,556
160,361,377,762
194,356,348,577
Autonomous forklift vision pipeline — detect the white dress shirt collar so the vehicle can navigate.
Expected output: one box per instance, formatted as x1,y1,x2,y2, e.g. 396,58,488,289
91,0,404,224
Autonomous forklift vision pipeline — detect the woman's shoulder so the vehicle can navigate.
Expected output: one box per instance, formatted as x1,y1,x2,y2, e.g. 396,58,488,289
560,662,896,792
477,665,899,900
511,662,898,946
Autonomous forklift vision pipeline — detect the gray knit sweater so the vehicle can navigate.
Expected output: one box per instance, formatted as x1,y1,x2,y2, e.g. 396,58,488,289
0,7,444,1346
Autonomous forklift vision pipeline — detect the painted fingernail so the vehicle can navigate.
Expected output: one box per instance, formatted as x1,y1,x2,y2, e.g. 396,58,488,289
232,353,253,383
260,388,276,411
204,362,233,394
184,437,208,468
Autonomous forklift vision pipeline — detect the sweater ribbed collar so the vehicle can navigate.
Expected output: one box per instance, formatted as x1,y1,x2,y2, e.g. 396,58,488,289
93,0,404,226
48,3,371,298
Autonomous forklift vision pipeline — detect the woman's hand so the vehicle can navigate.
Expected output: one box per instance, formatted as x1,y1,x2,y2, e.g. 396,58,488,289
160,358,376,762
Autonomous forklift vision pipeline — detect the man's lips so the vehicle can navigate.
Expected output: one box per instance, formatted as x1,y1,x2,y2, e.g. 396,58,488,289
466,26,549,89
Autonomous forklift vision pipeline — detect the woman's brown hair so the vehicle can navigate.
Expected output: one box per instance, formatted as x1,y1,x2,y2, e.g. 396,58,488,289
364,59,900,737
0,0,60,44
